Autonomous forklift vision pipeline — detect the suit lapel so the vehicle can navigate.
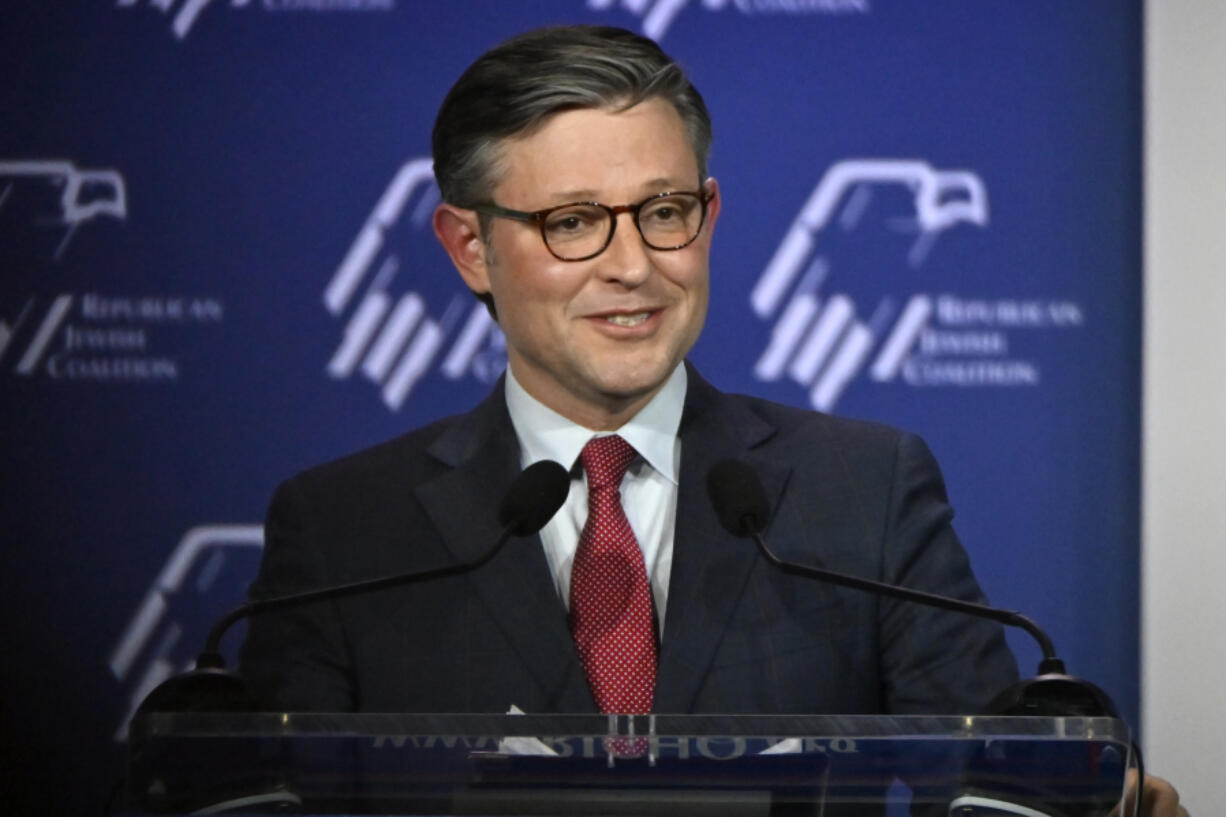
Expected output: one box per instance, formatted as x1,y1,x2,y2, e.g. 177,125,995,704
414,385,593,712
410,368,792,714
654,367,792,712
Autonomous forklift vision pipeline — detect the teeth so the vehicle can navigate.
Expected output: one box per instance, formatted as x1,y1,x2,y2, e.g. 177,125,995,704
604,312,649,327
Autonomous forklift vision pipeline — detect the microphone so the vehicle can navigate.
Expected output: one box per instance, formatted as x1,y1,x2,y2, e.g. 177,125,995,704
705,459,1118,717
135,459,571,714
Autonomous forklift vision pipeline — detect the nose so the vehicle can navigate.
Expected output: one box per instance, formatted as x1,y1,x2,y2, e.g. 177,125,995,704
596,211,652,287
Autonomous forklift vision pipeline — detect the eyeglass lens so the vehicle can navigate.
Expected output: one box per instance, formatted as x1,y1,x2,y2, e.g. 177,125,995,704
542,193,704,260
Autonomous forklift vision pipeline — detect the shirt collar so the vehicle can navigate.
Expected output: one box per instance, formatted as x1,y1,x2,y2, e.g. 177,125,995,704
504,364,687,484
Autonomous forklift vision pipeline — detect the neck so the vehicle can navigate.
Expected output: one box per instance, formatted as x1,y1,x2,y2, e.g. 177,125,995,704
541,387,659,432
506,364,677,432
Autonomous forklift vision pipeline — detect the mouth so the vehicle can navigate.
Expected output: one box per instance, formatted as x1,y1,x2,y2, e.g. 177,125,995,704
601,312,652,328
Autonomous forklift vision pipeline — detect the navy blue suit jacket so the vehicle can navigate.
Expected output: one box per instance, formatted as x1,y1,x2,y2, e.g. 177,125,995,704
239,365,1017,714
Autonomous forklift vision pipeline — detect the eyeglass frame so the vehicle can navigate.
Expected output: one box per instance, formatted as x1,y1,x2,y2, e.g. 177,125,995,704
470,187,715,262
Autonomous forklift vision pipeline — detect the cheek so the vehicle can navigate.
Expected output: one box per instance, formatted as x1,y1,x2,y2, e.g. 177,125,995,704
662,255,710,302
688,281,710,338
489,240,567,299
673,261,710,339
525,266,582,299
490,257,588,334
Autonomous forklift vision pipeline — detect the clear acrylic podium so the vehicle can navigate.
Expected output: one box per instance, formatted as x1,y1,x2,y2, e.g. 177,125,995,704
124,712,1131,816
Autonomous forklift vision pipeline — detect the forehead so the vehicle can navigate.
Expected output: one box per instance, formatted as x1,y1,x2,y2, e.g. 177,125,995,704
492,98,699,204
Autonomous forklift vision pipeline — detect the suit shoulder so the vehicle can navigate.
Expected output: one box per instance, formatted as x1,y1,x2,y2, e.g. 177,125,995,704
276,411,468,502
725,390,914,454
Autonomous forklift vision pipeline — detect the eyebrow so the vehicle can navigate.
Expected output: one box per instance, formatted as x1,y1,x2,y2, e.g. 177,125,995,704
544,177,697,204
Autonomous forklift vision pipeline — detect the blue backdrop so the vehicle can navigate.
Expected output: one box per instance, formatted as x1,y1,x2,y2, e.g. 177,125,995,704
0,1,1140,812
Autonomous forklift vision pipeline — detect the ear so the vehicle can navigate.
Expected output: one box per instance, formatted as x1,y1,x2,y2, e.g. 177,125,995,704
432,203,491,296
702,176,722,234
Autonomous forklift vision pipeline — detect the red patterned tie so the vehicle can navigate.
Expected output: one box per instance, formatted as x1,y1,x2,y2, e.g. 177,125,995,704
570,435,658,722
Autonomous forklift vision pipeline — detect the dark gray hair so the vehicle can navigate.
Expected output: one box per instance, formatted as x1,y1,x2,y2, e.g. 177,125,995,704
432,25,713,210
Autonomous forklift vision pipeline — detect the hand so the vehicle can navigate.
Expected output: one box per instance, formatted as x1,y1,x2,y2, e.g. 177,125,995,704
1112,770,1189,817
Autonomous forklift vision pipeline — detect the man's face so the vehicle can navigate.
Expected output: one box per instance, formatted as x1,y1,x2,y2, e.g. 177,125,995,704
471,97,719,428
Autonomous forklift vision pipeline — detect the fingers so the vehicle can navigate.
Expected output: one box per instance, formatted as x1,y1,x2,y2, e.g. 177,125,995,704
1139,772,1186,817
1114,770,1187,817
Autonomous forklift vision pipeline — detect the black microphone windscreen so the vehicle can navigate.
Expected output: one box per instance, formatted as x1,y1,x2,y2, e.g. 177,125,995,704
707,460,770,537
499,460,571,535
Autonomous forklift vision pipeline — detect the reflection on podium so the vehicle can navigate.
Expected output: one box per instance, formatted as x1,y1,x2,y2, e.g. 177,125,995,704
124,713,1130,816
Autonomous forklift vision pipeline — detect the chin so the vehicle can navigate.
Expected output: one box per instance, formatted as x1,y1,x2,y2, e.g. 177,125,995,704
592,364,675,402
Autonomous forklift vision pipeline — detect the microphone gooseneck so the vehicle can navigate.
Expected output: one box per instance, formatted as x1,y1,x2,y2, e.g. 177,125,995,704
137,460,571,714
705,459,1118,717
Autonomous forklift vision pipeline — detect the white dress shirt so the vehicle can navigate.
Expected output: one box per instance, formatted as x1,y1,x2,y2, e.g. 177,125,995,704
504,364,686,630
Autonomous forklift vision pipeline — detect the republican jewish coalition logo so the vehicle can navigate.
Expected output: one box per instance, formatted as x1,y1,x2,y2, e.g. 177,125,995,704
109,525,264,738
0,159,225,382
752,159,1083,411
0,159,126,262
116,0,395,41
323,158,505,411
589,0,869,40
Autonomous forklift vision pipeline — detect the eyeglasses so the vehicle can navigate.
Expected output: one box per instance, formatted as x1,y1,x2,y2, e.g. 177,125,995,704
472,189,713,262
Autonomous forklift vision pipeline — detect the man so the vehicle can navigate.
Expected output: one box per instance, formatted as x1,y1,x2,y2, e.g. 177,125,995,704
239,25,1185,814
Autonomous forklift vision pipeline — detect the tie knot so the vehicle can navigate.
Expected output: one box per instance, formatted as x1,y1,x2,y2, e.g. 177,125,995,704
579,435,637,490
